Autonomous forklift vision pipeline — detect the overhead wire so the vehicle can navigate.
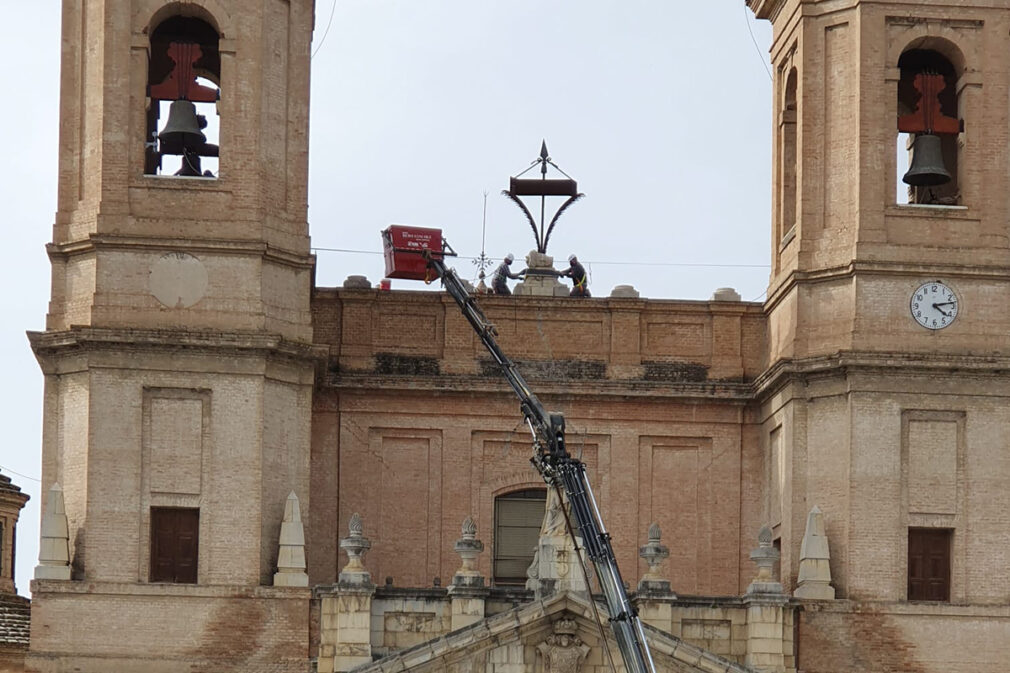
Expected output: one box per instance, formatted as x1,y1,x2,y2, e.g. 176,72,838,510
0,465,41,483
743,2,773,82
311,0,339,59
310,246,769,269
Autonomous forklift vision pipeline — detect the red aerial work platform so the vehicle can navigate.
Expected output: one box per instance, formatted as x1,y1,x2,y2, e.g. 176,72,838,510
382,225,444,280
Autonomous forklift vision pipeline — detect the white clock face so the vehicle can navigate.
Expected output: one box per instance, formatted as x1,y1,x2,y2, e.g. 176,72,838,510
910,281,958,330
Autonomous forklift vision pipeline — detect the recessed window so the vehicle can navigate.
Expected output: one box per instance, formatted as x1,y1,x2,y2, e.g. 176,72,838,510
779,68,798,248
493,489,546,585
150,507,199,584
907,527,951,601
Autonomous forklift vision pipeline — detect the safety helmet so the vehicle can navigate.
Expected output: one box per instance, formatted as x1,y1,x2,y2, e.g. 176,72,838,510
505,253,515,263
568,254,577,262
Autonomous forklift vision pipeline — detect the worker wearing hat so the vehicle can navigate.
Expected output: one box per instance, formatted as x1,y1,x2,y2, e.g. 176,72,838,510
491,253,524,295
558,254,590,297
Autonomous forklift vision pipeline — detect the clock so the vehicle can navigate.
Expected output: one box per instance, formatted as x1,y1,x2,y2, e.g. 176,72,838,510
910,281,958,330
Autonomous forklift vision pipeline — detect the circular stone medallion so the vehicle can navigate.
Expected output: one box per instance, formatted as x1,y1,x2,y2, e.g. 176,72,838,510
149,252,209,309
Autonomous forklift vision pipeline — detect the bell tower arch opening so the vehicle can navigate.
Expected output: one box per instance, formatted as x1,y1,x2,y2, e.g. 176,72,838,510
895,42,965,206
146,15,221,178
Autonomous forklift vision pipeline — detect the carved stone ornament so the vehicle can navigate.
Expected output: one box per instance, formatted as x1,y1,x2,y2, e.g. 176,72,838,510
339,512,372,584
451,515,486,589
537,617,590,673
747,525,784,595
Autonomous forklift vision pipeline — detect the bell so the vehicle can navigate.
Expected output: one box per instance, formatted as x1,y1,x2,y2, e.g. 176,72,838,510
158,100,206,154
903,133,951,187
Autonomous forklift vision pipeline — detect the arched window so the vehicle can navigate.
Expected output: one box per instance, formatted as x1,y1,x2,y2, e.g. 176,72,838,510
146,16,221,178
493,488,546,585
780,68,798,244
896,48,963,205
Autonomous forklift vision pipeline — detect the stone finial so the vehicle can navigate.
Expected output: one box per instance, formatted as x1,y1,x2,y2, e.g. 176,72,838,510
450,516,486,592
638,523,674,595
273,492,309,587
343,275,371,289
795,506,835,600
711,287,741,301
746,525,783,595
35,483,71,580
339,512,372,585
609,285,640,298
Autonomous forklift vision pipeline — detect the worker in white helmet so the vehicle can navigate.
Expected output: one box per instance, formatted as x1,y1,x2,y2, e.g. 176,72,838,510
491,253,524,295
558,254,590,297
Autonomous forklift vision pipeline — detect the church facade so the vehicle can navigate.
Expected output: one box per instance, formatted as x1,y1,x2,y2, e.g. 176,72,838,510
19,1,1010,672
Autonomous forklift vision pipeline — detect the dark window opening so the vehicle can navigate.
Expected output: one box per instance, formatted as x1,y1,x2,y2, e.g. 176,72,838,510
493,488,547,585
146,17,221,178
908,527,951,602
779,68,798,248
896,49,961,205
150,507,199,583
773,536,782,582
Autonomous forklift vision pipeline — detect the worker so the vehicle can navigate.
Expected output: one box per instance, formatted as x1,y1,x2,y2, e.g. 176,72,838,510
491,253,524,295
558,254,590,297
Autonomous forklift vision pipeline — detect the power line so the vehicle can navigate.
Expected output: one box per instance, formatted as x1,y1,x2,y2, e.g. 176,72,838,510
310,246,769,269
311,0,339,59
0,465,41,483
743,2,773,82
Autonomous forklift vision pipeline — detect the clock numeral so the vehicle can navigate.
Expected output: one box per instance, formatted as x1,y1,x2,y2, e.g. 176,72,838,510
931,285,938,293
917,311,922,317
917,294,923,301
912,303,919,310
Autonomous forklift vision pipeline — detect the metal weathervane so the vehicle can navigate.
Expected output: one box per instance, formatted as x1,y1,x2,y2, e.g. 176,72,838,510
473,191,493,293
503,141,584,254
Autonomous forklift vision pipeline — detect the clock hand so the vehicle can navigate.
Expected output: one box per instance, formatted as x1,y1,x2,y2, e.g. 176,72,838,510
931,303,951,317
934,301,956,306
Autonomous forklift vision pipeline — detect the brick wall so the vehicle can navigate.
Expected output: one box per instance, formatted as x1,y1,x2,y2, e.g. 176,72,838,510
311,289,765,593
27,582,309,673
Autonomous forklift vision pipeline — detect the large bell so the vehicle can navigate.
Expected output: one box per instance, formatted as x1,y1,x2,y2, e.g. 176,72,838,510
902,133,951,187
158,100,206,154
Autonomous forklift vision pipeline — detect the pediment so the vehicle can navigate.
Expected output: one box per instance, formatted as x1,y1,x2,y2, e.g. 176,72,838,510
354,591,756,673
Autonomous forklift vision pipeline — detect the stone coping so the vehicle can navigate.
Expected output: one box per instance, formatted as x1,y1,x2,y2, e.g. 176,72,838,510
30,580,310,599
313,287,765,312
801,599,1010,618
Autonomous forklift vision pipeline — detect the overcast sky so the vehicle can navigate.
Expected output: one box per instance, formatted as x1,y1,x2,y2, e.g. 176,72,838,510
1,2,772,594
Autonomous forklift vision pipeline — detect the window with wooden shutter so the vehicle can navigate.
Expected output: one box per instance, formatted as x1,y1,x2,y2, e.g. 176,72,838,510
150,507,199,584
493,489,546,585
908,527,951,602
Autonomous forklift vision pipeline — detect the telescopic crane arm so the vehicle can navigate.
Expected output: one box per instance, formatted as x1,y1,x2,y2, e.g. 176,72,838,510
424,253,656,673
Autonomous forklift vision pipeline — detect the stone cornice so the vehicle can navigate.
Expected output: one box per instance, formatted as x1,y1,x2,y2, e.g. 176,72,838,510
47,234,314,270
28,327,327,366
327,372,755,402
747,0,786,22
30,579,309,599
755,350,1010,400
765,259,1010,313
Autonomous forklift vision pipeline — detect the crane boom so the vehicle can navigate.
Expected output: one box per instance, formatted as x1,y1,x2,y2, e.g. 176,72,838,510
425,253,656,673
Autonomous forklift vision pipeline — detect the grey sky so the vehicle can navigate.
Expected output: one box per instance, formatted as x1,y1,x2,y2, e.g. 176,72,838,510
1,2,772,593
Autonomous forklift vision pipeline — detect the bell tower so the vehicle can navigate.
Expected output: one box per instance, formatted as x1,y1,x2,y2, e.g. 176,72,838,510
752,0,1010,664
29,1,316,671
